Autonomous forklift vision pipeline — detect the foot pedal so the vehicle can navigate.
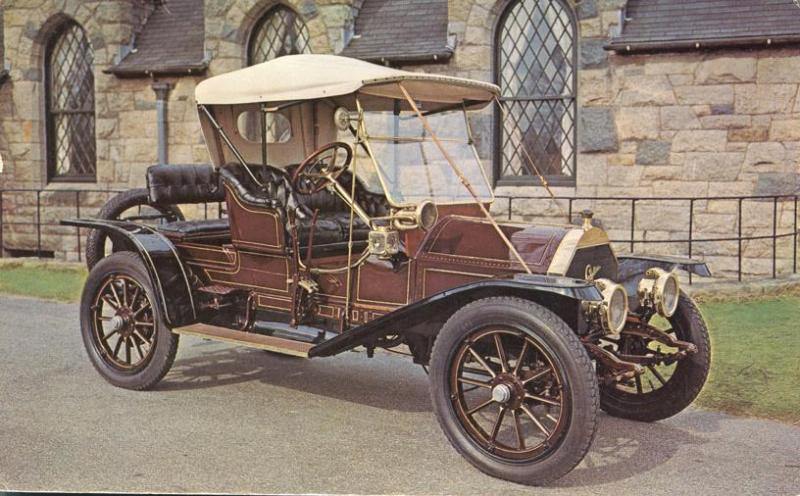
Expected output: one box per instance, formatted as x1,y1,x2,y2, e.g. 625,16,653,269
173,323,312,357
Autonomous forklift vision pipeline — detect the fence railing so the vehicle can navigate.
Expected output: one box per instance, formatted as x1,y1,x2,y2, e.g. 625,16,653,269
0,187,798,283
496,194,799,282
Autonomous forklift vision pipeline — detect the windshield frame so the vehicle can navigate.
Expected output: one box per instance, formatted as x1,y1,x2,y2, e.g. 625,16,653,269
352,96,495,209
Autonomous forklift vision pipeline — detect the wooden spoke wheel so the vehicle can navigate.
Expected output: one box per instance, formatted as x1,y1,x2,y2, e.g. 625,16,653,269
449,328,568,461
91,274,157,372
430,297,598,486
80,252,179,390
599,292,711,422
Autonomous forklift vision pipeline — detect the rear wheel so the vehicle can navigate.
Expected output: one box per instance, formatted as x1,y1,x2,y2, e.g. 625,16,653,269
429,297,597,485
599,292,710,422
85,188,183,269
80,252,179,390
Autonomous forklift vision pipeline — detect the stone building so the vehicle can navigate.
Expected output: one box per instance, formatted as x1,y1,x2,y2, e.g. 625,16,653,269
0,0,798,277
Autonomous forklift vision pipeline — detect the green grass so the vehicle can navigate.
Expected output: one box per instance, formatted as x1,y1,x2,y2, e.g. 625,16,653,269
0,262,798,422
695,297,800,424
0,262,87,302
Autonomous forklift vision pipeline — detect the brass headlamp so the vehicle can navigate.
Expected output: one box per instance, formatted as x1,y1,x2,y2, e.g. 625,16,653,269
637,267,680,318
592,278,629,334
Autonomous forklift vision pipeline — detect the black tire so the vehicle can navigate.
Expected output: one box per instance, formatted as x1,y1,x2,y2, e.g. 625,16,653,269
599,292,710,422
85,188,183,269
429,297,598,486
79,251,179,390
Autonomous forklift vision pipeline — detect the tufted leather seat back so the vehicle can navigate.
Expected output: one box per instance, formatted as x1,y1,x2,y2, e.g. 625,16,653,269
218,163,295,210
146,164,225,205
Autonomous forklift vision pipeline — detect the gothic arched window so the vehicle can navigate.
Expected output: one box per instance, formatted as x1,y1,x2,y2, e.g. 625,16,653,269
495,0,577,185
248,4,311,65
246,5,310,143
45,20,96,181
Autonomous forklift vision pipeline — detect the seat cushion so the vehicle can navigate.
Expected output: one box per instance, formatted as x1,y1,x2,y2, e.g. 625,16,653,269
147,164,225,205
158,218,230,242
295,213,370,246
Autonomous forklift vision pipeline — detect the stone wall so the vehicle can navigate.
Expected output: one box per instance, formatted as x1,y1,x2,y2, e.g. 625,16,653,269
0,0,354,259
442,0,799,279
0,0,797,277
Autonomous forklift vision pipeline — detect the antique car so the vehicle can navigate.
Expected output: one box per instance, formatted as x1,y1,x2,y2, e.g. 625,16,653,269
63,54,711,485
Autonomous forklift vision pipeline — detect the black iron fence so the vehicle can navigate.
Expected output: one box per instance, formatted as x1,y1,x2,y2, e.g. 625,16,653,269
496,193,799,282
0,187,798,283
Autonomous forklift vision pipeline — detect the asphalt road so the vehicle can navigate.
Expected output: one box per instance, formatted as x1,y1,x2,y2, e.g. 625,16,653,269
1,295,798,495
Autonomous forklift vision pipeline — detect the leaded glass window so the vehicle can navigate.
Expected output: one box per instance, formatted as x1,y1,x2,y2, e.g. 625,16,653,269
495,0,577,185
46,21,96,181
248,5,311,65
246,5,310,143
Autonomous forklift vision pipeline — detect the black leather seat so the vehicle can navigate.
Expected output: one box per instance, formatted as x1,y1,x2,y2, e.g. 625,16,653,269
157,218,230,242
219,163,389,248
146,164,225,205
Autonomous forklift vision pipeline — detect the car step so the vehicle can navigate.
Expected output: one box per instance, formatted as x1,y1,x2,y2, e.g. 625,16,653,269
172,323,313,358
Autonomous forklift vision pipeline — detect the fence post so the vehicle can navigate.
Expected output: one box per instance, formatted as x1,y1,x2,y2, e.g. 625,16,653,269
0,190,3,259
36,191,42,256
567,198,573,224
629,199,636,253
772,196,778,279
76,191,82,262
794,195,797,275
688,199,694,285
737,198,743,282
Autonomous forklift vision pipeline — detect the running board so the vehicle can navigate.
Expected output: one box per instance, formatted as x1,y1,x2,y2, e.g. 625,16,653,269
172,323,313,358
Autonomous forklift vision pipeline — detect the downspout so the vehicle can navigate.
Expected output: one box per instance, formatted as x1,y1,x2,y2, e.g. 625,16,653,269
152,82,173,165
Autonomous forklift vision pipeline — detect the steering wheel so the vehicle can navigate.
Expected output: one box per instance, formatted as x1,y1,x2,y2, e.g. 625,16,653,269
291,142,354,195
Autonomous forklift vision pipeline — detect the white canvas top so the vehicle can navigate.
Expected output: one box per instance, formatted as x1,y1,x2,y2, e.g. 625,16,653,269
195,54,500,108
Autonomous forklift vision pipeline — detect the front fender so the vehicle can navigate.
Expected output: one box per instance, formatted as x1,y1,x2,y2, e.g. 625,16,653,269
617,255,711,299
61,218,196,327
309,275,601,358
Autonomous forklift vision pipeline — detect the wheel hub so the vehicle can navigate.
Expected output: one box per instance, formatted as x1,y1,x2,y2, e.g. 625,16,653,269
491,384,513,404
110,315,126,332
112,308,136,337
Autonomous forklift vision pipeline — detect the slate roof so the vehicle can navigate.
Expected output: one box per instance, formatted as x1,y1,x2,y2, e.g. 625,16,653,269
341,0,453,64
607,0,800,52
108,0,207,77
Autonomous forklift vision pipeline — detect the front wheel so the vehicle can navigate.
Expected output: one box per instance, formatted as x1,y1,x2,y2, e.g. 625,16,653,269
79,252,179,390
599,292,710,422
429,297,598,486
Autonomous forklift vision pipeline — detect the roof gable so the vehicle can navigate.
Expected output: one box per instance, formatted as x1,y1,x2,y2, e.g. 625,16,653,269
108,0,207,77
341,0,452,64
608,0,800,52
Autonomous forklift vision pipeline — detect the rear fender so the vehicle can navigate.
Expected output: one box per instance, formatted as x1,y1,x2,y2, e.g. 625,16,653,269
61,218,196,327
309,275,602,358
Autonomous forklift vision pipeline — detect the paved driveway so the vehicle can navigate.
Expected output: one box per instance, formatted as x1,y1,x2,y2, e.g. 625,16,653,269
1,295,798,495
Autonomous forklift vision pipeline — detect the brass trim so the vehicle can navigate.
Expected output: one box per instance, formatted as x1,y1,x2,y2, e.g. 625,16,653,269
224,184,282,248
546,228,584,276
256,294,291,312
173,323,310,358
576,227,610,249
355,261,411,305
205,251,290,293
